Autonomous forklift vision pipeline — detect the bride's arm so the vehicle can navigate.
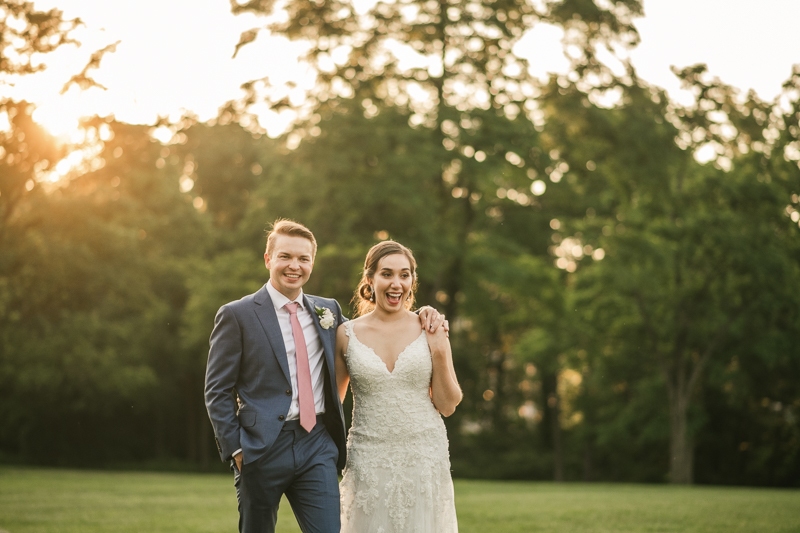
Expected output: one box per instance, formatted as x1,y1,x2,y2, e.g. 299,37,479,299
334,324,351,402
427,326,462,416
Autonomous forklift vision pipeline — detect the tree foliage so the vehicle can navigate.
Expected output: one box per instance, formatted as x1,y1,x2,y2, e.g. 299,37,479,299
1,2,799,485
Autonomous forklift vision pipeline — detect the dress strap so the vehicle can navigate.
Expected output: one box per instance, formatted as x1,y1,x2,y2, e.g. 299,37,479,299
341,320,356,361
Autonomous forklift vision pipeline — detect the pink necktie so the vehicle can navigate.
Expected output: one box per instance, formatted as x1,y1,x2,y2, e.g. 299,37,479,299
284,302,316,432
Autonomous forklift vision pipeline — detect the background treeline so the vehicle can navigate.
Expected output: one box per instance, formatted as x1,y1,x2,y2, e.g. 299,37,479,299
1,0,799,486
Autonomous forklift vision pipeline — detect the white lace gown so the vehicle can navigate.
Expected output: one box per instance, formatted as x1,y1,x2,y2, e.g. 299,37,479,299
340,321,458,533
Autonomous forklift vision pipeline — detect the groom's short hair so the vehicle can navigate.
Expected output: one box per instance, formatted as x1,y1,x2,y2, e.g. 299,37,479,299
266,219,317,258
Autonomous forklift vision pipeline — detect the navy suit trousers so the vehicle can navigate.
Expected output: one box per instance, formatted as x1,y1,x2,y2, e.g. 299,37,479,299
233,415,340,533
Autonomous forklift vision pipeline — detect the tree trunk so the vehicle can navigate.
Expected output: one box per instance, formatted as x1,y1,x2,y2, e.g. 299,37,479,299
582,442,593,482
668,394,693,484
551,392,564,482
200,409,211,470
543,371,564,481
442,196,474,320
154,404,165,457
185,378,198,463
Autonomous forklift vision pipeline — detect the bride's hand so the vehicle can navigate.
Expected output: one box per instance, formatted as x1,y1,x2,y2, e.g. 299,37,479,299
426,323,450,352
417,306,450,335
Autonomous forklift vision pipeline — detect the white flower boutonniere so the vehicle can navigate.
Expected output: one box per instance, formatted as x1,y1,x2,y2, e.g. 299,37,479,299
315,306,335,329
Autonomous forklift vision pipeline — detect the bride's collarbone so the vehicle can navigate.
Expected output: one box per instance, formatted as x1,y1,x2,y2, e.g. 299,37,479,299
354,317,424,362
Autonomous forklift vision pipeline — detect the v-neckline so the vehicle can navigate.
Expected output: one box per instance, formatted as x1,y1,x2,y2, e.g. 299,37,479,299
351,326,425,375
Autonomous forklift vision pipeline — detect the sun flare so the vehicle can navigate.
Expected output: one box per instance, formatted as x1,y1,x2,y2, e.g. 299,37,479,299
32,105,86,144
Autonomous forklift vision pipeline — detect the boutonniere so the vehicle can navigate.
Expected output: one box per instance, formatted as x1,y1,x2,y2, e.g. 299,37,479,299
315,306,335,329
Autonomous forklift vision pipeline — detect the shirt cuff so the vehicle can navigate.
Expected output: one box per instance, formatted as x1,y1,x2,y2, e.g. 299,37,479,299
232,449,242,458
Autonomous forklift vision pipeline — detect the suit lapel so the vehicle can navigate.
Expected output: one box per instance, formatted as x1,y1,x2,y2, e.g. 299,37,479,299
304,294,336,375
253,285,291,384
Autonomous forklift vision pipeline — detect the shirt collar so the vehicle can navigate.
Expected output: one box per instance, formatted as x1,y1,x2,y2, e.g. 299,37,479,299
266,279,305,312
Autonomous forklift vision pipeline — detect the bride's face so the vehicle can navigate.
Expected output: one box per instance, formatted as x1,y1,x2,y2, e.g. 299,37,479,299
370,253,414,312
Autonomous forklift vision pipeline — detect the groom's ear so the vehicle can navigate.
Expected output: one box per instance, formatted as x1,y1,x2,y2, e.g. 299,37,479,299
264,252,271,270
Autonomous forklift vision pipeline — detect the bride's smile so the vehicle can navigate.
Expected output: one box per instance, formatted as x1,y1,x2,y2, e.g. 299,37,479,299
370,254,413,313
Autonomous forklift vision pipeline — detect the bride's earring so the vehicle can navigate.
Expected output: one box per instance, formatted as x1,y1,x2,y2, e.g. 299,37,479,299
369,286,375,302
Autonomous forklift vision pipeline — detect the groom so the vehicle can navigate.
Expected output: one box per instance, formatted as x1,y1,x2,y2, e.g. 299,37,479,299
205,219,443,533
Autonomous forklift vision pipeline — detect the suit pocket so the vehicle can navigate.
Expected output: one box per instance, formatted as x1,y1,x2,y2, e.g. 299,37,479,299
237,410,256,428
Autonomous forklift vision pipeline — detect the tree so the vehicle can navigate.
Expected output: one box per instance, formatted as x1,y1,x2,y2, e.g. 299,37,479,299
1,0,82,238
229,0,642,315
533,66,800,483
0,1,80,81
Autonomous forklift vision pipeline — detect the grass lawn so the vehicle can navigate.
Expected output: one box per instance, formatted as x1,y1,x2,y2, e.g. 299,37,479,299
0,467,798,533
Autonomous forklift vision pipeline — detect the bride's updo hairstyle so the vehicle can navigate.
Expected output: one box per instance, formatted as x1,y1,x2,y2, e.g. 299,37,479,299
353,240,418,317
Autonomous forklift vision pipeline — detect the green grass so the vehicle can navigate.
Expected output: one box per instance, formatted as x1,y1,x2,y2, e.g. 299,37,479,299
455,480,800,533
0,467,798,533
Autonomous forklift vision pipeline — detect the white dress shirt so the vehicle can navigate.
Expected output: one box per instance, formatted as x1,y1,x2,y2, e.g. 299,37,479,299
266,280,327,419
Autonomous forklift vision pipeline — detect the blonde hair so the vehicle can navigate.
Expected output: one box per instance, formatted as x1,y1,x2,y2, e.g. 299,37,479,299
265,219,317,257
352,240,418,317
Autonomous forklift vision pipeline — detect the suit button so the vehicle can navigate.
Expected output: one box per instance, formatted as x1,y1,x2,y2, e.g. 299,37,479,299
278,415,285,421
285,389,291,396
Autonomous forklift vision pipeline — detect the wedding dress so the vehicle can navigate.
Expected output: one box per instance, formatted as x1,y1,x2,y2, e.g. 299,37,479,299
339,321,458,533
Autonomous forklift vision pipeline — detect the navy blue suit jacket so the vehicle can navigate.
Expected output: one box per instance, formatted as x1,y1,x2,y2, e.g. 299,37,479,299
204,284,347,470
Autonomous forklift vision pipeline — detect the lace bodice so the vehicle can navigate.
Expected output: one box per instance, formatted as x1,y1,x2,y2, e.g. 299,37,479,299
345,323,446,442
339,321,457,533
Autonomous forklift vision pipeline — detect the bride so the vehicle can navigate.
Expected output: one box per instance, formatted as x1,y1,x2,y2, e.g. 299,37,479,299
334,240,462,533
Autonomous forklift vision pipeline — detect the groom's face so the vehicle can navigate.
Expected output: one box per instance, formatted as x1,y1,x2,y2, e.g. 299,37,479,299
265,234,315,300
